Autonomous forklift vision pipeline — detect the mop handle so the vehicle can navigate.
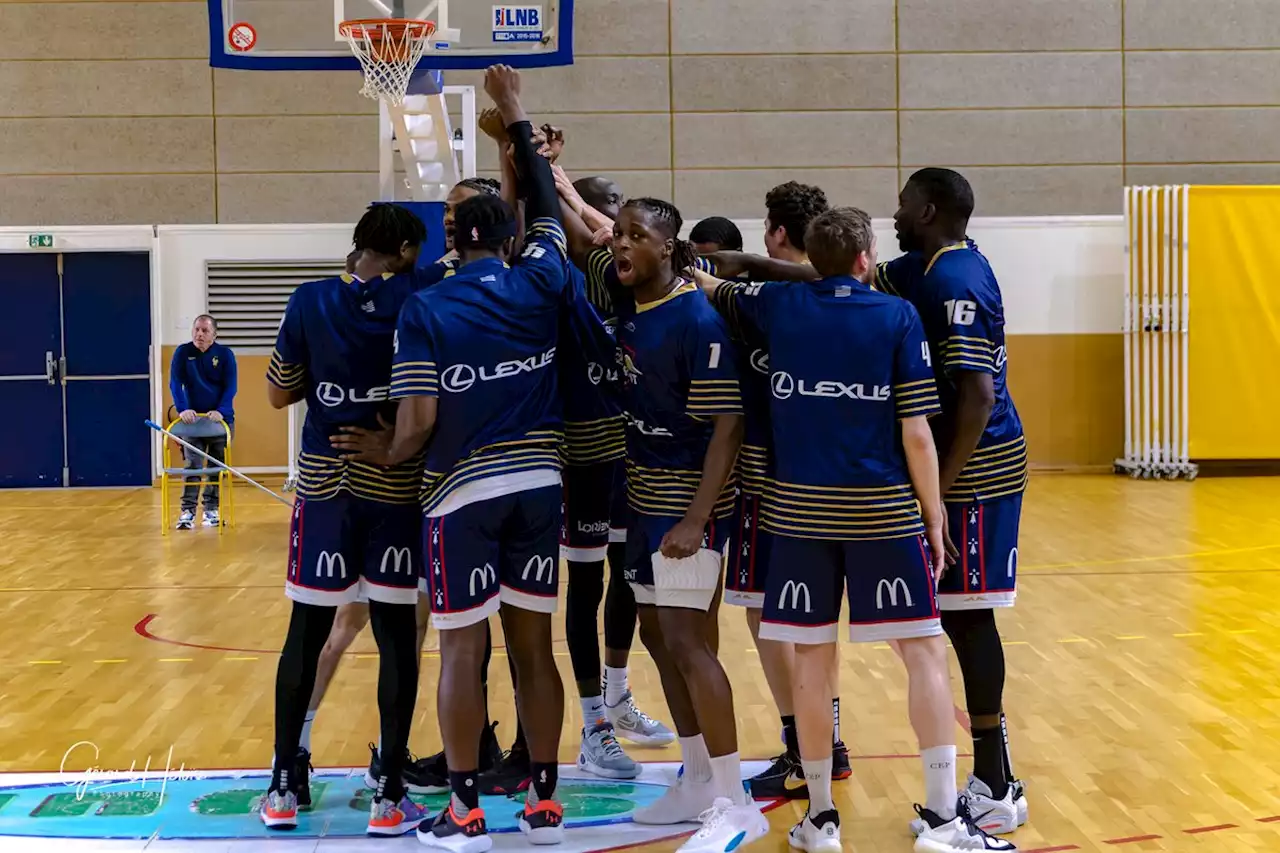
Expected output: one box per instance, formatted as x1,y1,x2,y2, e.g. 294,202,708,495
145,419,292,507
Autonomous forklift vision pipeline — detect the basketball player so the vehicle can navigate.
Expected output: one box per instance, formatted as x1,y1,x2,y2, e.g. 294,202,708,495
547,155,680,752
689,216,743,254
259,203,430,836
309,177,511,797
699,206,1015,853
352,65,571,849
878,168,1029,836
709,183,852,800
561,195,769,852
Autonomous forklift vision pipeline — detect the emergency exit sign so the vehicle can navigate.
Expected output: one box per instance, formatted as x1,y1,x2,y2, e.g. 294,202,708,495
28,234,53,248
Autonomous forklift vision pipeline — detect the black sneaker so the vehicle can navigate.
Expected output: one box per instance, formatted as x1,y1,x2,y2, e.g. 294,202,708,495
478,746,531,796
832,740,852,780
747,750,807,800
418,802,489,849
479,721,502,773
294,747,313,811
404,750,448,794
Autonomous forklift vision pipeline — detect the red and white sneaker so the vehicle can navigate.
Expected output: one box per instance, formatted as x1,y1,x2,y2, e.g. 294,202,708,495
259,788,298,829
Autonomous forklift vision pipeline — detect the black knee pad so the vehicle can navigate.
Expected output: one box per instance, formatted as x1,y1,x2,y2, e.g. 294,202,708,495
942,609,1005,718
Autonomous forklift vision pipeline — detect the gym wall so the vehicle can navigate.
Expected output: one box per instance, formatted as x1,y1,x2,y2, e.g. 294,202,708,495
5,0,1280,224
155,215,1124,472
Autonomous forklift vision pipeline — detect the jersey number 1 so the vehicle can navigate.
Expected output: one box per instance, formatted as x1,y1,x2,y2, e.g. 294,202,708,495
708,342,722,369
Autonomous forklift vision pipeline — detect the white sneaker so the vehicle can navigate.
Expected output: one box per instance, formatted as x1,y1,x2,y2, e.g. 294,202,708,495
176,509,195,530
631,775,716,825
202,508,220,527
1011,779,1028,828
789,809,841,853
578,719,639,779
605,690,676,746
913,803,1017,852
909,776,1022,837
677,798,769,853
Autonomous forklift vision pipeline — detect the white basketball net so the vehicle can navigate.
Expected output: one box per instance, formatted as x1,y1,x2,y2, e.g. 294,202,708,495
340,20,434,106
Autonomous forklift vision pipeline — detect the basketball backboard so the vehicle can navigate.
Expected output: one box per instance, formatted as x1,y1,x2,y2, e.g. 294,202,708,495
208,0,573,70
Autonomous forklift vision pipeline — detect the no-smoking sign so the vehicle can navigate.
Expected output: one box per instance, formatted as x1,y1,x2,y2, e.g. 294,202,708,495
228,21,257,52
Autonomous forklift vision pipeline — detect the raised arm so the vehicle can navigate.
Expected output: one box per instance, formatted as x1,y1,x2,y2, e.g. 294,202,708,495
484,65,558,226
704,250,821,282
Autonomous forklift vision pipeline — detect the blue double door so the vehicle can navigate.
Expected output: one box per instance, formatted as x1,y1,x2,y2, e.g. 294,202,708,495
0,252,152,487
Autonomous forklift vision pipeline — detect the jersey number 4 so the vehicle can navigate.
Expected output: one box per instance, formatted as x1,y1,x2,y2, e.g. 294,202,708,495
944,299,977,326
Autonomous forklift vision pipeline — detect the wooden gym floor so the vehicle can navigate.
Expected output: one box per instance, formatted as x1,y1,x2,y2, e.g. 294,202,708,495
2,474,1280,852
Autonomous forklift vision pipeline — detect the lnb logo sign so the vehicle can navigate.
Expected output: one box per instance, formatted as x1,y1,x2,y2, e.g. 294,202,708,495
493,5,543,41
488,5,540,41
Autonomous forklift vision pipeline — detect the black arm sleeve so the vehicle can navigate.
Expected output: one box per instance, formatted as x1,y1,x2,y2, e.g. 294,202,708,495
505,120,560,225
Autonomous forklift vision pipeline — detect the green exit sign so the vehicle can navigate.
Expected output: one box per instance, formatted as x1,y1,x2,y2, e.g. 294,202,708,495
28,234,53,248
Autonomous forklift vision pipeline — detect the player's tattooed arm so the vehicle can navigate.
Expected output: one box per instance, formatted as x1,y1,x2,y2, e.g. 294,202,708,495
937,371,995,495
703,251,821,283
660,412,743,559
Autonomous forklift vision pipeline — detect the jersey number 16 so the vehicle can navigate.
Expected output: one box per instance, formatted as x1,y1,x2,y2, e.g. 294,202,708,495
944,299,977,326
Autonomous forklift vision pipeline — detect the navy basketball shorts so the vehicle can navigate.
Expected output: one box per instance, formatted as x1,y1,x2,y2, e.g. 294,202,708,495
286,494,421,607
623,510,731,612
560,458,628,561
759,534,941,644
422,485,562,630
724,491,773,609
938,492,1022,610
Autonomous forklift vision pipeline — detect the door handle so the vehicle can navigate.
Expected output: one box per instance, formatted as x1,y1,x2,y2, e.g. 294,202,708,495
59,356,67,385
45,351,56,385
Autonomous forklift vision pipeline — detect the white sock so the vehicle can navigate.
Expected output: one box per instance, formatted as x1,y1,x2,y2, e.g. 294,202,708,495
300,711,316,753
922,745,958,819
679,734,713,784
604,665,629,706
581,695,605,729
709,752,748,806
802,757,834,814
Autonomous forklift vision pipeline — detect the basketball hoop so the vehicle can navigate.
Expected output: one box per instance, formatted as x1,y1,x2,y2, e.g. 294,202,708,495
339,18,437,105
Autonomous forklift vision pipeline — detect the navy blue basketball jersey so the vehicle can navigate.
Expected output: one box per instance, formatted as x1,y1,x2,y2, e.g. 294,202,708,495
390,218,570,515
712,276,942,540
559,265,625,466
414,254,460,287
268,273,423,504
584,246,715,321
616,282,742,519
877,242,1027,503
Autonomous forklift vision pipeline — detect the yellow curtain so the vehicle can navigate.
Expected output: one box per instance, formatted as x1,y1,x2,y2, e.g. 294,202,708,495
1189,186,1280,459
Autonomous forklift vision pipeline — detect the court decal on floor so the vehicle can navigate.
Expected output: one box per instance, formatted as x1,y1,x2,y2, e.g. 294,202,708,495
0,762,776,848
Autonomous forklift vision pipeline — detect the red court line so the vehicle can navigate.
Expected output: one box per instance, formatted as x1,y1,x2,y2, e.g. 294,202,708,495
1103,834,1162,844
954,705,971,730
1185,823,1237,834
133,612,567,655
1257,816,1280,823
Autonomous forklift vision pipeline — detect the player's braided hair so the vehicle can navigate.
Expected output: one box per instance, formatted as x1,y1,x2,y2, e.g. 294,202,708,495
456,177,501,197
765,181,829,252
352,203,427,256
453,193,517,252
689,216,743,251
625,197,697,275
